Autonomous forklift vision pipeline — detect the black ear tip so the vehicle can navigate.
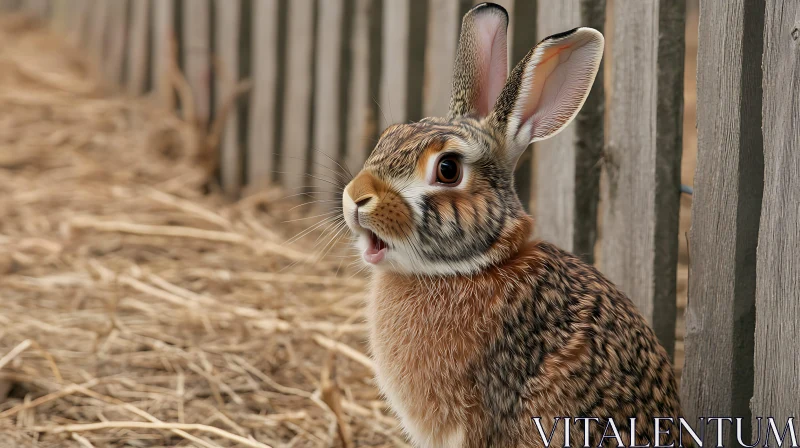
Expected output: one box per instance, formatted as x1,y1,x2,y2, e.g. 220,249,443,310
470,2,509,22
544,27,581,41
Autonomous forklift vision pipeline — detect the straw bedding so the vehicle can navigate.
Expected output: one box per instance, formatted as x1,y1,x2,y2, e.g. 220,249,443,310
0,14,401,448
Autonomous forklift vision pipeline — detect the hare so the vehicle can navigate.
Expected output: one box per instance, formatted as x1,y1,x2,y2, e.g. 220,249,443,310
342,3,685,447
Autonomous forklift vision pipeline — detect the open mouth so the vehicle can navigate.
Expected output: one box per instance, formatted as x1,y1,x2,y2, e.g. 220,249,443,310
364,231,388,264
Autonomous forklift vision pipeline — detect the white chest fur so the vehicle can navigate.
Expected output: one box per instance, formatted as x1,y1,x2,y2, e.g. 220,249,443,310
366,275,501,447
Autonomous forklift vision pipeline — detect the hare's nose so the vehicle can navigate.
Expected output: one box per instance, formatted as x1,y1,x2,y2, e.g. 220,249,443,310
355,195,374,208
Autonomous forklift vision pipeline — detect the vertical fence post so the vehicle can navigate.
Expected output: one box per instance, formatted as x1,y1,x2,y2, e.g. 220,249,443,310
533,0,605,262
280,0,314,193
509,0,537,211
152,0,175,106
22,0,47,17
0,0,20,12
50,0,69,33
215,0,242,197
345,0,374,172
105,0,128,86
88,0,108,68
312,0,345,200
379,0,409,130
183,0,211,128
422,0,459,119
126,0,149,95
680,1,763,446
247,0,279,189
72,0,94,48
752,0,800,434
601,1,685,359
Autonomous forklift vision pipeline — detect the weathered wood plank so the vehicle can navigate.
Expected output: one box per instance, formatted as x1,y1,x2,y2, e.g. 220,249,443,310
509,0,537,211
247,0,279,189
602,1,685,359
183,0,211,127
152,0,175,105
345,0,374,172
379,0,409,130
214,0,242,197
752,0,800,435
280,0,314,193
50,0,69,33
105,0,129,86
312,0,345,200
679,1,764,445
22,0,47,17
533,0,605,262
69,0,92,49
89,0,108,67
405,0,427,122
0,0,21,12
422,0,459,118
126,0,150,95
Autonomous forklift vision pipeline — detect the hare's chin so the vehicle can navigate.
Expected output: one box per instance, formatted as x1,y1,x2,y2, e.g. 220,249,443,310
363,231,388,264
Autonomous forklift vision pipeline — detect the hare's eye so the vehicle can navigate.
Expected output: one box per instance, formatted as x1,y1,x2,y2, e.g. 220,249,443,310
436,155,462,185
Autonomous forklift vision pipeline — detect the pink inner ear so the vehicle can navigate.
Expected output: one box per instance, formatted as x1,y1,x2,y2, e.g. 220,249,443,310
474,13,508,117
515,30,604,143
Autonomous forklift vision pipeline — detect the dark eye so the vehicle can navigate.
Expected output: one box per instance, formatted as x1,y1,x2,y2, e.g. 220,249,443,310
436,156,462,185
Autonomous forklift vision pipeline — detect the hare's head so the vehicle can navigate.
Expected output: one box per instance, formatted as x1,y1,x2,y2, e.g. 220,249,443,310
343,3,603,276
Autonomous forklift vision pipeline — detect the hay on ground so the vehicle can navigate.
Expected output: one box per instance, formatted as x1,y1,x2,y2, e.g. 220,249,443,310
0,14,402,448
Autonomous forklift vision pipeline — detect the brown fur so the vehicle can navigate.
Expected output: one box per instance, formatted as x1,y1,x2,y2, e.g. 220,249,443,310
346,171,414,240
343,4,685,446
370,234,686,447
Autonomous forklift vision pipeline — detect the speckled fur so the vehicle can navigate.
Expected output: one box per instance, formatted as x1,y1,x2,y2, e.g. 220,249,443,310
369,241,684,447
343,3,686,446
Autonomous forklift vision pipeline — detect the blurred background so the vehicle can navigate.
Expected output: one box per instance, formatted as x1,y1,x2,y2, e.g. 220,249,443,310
0,1,698,447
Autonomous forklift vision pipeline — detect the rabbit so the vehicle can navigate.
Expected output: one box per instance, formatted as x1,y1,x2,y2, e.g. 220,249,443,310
341,3,685,447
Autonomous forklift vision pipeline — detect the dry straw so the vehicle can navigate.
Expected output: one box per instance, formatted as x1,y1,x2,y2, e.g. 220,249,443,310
0,13,404,448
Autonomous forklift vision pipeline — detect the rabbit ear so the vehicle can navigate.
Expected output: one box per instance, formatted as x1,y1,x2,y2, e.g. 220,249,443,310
448,3,509,119
491,27,604,162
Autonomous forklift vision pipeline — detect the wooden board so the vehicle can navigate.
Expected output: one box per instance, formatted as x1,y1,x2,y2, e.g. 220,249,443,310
679,1,764,445
0,0,21,12
88,0,108,67
105,0,129,86
344,0,373,172
70,0,92,48
601,0,685,359
50,0,69,33
752,0,800,433
152,0,175,105
533,0,605,262
279,0,314,193
126,0,149,95
379,0,409,130
183,0,211,127
422,0,460,118
22,0,47,17
509,0,537,211
246,0,280,189
214,0,242,197
311,0,345,201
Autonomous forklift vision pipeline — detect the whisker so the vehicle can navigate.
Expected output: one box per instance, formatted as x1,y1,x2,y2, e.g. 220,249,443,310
312,147,355,180
284,215,341,245
282,210,341,223
372,95,390,130
288,200,340,212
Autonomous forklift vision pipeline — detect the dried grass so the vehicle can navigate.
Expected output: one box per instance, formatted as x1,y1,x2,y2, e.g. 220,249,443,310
0,13,402,447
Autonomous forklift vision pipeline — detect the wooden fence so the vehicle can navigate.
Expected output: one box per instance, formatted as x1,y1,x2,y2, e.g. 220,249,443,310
3,0,799,444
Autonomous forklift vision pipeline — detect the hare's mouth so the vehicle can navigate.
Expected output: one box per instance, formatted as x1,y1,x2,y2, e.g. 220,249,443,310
364,231,388,264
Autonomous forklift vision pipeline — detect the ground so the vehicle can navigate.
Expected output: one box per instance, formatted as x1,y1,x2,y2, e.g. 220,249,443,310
0,14,402,448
